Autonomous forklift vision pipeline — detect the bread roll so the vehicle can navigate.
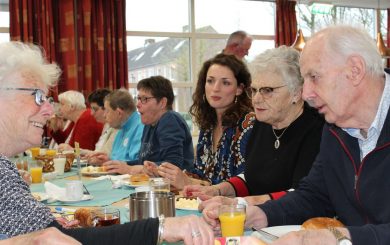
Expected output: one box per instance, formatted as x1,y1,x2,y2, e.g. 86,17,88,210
302,217,344,230
74,208,93,227
130,173,150,182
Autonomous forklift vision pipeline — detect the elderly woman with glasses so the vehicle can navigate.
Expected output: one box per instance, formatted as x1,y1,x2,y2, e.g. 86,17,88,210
0,42,214,245
184,46,324,207
103,76,194,175
153,54,256,190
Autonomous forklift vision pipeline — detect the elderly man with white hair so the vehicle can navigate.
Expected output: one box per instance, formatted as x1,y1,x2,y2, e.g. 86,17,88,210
204,25,390,245
52,90,103,151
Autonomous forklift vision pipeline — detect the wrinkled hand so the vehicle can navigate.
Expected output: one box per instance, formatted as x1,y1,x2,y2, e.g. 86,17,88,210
271,229,337,245
48,116,65,132
198,196,235,211
143,161,160,177
201,201,222,235
183,185,217,198
56,217,80,229
57,144,73,152
86,152,109,165
5,227,81,245
157,162,190,190
103,161,143,175
163,215,214,245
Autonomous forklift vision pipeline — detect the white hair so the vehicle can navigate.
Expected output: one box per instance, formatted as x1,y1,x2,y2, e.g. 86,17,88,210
248,45,303,94
313,25,384,77
59,90,86,109
0,41,61,87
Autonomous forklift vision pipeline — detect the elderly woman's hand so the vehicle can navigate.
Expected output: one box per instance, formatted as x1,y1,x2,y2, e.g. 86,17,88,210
201,201,222,236
157,162,191,190
198,196,235,211
57,143,73,152
103,160,143,175
48,116,65,132
162,215,214,245
86,152,109,166
183,185,219,198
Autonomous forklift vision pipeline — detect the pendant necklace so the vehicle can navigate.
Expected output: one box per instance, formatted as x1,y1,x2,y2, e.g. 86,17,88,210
272,126,289,149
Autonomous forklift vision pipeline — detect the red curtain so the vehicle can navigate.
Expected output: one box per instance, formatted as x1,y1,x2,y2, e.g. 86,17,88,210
9,0,128,97
275,0,297,47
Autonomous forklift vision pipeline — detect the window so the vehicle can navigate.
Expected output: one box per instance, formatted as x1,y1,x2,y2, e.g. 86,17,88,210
0,0,9,43
126,0,275,131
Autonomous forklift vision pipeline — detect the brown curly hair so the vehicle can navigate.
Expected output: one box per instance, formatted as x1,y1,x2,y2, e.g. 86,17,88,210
189,53,252,130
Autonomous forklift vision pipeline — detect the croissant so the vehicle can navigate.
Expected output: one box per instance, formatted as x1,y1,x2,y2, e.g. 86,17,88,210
74,208,93,227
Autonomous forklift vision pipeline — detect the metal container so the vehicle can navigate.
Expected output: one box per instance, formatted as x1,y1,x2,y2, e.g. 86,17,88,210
129,191,175,221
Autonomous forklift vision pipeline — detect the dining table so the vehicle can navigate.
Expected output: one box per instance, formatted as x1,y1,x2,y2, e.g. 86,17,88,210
29,162,200,244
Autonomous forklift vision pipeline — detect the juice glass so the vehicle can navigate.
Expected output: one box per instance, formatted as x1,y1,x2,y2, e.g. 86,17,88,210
30,147,40,160
219,204,246,237
30,161,43,183
46,149,57,157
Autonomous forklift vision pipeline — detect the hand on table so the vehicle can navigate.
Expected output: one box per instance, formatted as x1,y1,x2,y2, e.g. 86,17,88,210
157,162,190,190
163,215,214,245
85,152,109,165
103,160,143,175
198,196,235,211
19,170,32,185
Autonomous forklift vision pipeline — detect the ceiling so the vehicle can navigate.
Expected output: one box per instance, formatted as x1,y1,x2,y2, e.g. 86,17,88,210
297,0,390,9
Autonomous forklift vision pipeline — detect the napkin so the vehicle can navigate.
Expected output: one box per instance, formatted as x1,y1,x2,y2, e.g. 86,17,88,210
44,181,66,201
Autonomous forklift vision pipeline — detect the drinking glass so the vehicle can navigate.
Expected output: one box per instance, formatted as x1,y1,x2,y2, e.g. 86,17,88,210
92,208,120,227
219,204,246,237
29,160,43,183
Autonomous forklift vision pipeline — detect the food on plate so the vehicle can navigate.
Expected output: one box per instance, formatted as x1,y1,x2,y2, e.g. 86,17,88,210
301,217,344,230
175,197,198,210
130,173,150,182
74,208,93,227
82,166,106,173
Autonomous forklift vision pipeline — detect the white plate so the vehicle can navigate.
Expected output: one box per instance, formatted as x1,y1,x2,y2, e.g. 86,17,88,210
252,225,301,243
31,192,49,202
175,197,199,211
57,194,93,203
80,166,115,177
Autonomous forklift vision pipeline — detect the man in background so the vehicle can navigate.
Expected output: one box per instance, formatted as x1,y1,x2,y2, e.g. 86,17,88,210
222,30,253,60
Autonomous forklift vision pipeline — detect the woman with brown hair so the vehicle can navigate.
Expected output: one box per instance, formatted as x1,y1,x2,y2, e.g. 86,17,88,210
154,53,255,189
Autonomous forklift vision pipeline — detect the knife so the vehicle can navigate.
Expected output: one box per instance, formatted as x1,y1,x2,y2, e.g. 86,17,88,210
75,142,81,180
251,227,279,241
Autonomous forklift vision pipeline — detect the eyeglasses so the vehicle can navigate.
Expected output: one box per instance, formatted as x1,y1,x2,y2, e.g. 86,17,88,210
246,85,287,99
136,96,155,104
0,87,54,106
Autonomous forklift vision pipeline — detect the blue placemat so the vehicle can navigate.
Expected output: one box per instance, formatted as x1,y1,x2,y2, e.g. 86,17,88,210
30,179,133,206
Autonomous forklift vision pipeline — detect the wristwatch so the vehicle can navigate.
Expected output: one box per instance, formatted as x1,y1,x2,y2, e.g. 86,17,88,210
328,227,352,245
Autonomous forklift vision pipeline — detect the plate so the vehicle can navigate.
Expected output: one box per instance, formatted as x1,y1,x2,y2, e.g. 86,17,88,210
31,192,49,202
175,197,199,211
80,166,114,177
123,180,151,188
252,225,301,243
57,194,94,203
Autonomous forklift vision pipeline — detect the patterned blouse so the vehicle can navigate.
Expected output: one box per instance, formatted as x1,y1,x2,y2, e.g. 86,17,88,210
192,112,255,184
0,154,54,237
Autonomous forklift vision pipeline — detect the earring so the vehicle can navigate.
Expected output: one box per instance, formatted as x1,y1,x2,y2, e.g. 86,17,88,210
235,96,238,104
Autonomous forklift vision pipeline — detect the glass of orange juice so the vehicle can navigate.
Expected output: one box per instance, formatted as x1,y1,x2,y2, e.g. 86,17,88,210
30,147,40,160
29,161,43,183
219,204,246,237
46,149,57,157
